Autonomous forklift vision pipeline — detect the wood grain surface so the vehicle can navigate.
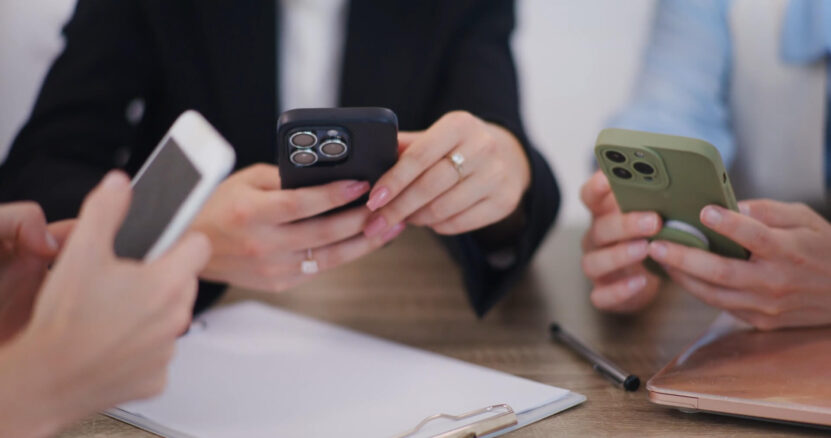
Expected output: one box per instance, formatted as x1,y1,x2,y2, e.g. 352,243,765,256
58,227,827,437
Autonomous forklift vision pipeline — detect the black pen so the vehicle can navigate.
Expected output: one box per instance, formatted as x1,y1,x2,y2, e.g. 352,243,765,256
549,323,640,392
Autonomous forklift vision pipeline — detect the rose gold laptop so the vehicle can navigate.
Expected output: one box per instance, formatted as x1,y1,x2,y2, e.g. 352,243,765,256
647,314,831,427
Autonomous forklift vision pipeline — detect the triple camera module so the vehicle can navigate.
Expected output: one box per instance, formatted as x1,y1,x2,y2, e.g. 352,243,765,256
288,128,350,167
604,150,657,182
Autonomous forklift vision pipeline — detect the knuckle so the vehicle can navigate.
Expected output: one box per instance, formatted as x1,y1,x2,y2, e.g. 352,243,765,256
751,316,780,331
269,278,290,292
426,202,447,223
444,110,476,128
228,200,254,226
276,196,300,217
241,238,266,258
580,254,599,278
712,263,735,284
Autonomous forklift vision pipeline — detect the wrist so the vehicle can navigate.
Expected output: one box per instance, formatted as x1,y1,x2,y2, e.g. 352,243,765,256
0,329,85,437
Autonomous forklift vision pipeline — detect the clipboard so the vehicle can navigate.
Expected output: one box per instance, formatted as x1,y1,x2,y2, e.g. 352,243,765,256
107,301,585,437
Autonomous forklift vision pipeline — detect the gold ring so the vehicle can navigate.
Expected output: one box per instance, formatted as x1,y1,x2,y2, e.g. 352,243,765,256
301,248,319,275
447,152,465,180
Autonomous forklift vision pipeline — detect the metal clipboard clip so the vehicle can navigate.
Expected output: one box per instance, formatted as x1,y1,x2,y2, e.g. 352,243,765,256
391,404,518,438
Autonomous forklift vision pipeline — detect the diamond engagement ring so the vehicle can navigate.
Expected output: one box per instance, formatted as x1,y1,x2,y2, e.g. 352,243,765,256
301,248,319,275
448,152,465,180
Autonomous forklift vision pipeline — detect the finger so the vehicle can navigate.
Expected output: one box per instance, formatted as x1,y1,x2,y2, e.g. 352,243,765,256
0,201,56,256
279,207,371,251
590,211,661,248
580,171,615,215
305,222,406,273
71,171,132,256
581,239,649,280
397,131,421,154
237,163,281,190
699,205,781,257
407,172,494,226
431,198,508,235
666,268,783,315
738,199,821,229
257,180,370,224
365,155,460,237
590,273,659,313
46,219,77,249
649,240,761,290
367,112,469,211
154,231,213,277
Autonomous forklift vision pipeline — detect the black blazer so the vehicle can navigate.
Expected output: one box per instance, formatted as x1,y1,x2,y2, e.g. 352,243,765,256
0,0,560,316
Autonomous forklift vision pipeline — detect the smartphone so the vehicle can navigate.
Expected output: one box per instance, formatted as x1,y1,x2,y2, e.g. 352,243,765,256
594,128,749,274
276,108,398,201
113,110,236,261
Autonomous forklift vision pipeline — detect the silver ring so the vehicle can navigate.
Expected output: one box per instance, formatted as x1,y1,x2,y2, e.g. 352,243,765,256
301,248,319,275
447,152,465,180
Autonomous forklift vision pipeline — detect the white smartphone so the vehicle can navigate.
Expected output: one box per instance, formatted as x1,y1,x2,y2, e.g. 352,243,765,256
113,110,235,261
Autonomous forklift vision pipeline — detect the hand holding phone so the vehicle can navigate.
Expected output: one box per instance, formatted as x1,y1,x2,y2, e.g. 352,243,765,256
277,107,399,208
581,128,749,313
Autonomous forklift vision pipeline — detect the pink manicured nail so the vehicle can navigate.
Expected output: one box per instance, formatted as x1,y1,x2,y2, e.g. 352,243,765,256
364,216,388,238
366,187,391,211
649,241,668,260
344,181,370,199
627,275,647,292
382,223,406,242
702,206,723,225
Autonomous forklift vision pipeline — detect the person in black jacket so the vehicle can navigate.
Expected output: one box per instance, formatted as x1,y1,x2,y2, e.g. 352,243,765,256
0,0,560,316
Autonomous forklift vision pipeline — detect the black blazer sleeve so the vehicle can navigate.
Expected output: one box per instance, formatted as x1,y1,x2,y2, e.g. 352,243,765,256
430,0,560,317
0,0,158,220
0,1,227,313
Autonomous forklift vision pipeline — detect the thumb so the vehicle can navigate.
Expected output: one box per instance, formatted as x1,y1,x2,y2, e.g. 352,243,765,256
46,219,77,250
0,202,56,257
69,171,132,257
153,231,212,278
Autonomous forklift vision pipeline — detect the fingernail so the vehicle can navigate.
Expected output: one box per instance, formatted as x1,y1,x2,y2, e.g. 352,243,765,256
366,187,390,211
595,174,610,192
628,275,647,292
627,240,648,259
45,232,58,251
738,202,750,216
639,215,658,233
344,181,370,199
702,206,723,225
364,216,388,238
101,171,129,191
649,241,668,260
381,223,406,242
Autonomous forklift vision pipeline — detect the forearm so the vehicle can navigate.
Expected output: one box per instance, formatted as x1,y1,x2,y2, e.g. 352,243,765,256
0,332,87,438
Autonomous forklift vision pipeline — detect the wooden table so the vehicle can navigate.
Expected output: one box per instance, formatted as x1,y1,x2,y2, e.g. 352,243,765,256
60,227,827,437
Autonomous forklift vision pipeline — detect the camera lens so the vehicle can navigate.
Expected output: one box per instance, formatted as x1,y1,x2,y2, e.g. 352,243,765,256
319,138,348,158
290,150,318,167
612,167,632,179
633,162,655,175
605,150,626,163
289,131,318,148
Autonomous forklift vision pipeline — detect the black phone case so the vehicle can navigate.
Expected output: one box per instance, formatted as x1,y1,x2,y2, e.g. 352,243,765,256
276,107,399,192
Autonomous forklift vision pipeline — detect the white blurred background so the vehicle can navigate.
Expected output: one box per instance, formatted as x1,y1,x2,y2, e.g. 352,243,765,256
0,0,656,227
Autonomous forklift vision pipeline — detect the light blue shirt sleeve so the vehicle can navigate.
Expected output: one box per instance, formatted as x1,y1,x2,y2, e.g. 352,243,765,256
609,0,736,167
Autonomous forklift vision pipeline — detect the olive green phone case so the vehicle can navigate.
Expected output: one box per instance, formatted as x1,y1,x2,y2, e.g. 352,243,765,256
594,128,749,275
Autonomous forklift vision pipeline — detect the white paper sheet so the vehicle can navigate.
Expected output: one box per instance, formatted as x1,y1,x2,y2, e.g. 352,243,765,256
113,301,584,437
